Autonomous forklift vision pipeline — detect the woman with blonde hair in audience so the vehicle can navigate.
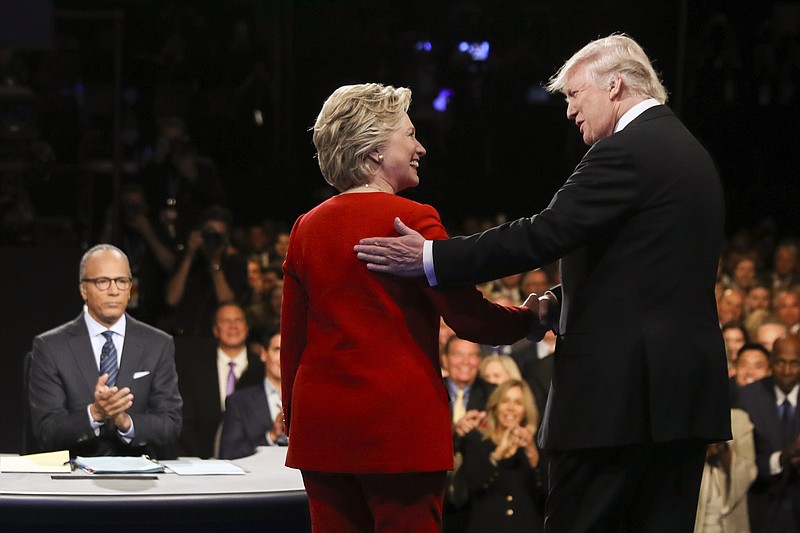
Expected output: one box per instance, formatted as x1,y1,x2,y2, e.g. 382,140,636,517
461,379,545,533
480,354,522,385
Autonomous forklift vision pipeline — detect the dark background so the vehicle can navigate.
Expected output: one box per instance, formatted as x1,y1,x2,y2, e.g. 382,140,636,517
0,0,798,452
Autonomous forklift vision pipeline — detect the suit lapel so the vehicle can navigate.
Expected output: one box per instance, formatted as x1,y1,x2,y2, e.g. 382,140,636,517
759,379,784,448
118,315,143,387
66,315,101,392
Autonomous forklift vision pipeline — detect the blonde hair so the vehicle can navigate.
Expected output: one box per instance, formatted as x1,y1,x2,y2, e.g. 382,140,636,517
481,379,539,443
479,354,523,383
546,33,667,104
313,83,411,192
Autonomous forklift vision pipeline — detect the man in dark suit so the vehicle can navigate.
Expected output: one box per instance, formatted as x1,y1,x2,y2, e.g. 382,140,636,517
175,302,263,458
737,334,800,532
356,34,731,531
218,329,286,459
29,244,182,458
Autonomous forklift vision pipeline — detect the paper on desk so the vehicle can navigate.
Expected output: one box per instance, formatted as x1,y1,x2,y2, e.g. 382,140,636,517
74,455,163,474
0,450,72,473
160,459,246,475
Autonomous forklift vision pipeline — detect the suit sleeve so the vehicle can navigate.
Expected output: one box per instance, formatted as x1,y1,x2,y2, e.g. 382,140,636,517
128,335,183,448
433,141,639,285
280,215,309,431
29,336,97,451
219,393,260,459
409,203,536,345
725,409,757,512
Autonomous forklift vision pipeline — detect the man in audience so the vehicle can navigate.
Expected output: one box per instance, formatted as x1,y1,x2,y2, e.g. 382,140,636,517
29,244,182,457
737,334,800,532
774,289,800,334
166,205,249,336
442,334,494,533
771,242,798,292
175,302,263,458
718,287,746,325
219,329,286,459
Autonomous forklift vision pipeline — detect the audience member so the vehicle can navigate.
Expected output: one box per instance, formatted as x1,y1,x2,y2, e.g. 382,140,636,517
219,328,286,459
519,268,552,299
770,242,799,292
140,116,226,243
98,182,177,326
29,244,182,457
735,344,772,388
718,288,745,325
165,205,249,336
722,322,749,378
175,302,264,458
736,334,800,533
729,256,759,293
694,408,757,533
245,222,272,268
745,282,773,317
757,319,788,353
461,379,545,533
774,289,800,334
480,354,523,385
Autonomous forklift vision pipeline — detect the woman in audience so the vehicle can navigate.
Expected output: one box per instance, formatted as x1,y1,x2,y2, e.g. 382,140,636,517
480,354,523,385
721,322,748,378
461,379,544,533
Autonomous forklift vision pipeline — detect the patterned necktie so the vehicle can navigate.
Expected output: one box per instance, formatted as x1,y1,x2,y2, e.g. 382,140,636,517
100,331,119,387
780,398,794,447
226,361,237,397
452,389,466,423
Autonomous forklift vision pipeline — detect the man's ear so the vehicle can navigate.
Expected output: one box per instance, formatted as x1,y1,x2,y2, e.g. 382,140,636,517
609,73,623,100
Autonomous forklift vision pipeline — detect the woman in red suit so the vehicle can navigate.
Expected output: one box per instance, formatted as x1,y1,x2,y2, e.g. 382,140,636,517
280,83,540,532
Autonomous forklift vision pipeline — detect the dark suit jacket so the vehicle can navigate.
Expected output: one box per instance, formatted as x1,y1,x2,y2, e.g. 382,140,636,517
736,377,800,532
175,336,264,458
218,382,278,459
432,105,731,450
29,313,182,458
510,339,553,419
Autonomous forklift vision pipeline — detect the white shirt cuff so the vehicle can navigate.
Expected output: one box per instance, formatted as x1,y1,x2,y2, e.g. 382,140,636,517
88,405,104,436
769,450,783,475
423,240,438,287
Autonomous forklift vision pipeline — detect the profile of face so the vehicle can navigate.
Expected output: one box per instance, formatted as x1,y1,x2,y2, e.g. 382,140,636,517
775,291,800,327
377,113,426,193
247,260,263,290
481,359,511,386
444,338,481,389
735,348,770,386
722,327,746,361
261,332,281,382
273,233,290,260
80,250,131,328
493,385,526,431
757,323,788,353
565,63,618,145
771,337,800,394
213,304,248,351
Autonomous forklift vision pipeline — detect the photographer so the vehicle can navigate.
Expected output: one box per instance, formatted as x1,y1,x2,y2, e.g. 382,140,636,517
99,182,177,326
166,205,248,336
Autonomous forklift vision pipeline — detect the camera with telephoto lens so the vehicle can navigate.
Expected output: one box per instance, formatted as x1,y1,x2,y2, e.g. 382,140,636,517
201,226,226,252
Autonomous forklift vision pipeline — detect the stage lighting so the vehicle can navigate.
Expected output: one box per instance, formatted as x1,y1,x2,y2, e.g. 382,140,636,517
433,89,452,112
457,41,490,61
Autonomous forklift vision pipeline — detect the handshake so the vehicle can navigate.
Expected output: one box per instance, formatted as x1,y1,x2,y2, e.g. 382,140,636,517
522,291,560,342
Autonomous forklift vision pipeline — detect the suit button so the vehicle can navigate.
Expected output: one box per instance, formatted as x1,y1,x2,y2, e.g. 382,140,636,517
506,495,513,502
506,509,514,516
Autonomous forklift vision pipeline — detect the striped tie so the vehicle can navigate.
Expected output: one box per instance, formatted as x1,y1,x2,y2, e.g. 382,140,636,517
100,331,119,387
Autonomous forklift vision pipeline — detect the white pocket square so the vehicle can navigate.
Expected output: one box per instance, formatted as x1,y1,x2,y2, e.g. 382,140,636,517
133,371,150,379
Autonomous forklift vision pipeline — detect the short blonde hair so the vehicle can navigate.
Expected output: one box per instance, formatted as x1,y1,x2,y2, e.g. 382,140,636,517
546,33,667,104
482,379,539,441
313,83,411,192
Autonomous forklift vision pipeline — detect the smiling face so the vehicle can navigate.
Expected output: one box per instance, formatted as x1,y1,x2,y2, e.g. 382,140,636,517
481,360,511,385
564,63,617,145
771,336,800,394
213,304,248,352
735,348,770,386
494,385,526,431
444,338,481,389
79,250,131,328
377,113,425,192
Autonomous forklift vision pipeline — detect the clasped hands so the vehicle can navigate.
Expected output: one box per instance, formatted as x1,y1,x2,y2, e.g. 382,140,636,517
89,373,133,432
492,425,539,467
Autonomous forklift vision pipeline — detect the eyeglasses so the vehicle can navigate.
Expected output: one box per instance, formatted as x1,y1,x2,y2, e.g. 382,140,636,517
81,277,132,291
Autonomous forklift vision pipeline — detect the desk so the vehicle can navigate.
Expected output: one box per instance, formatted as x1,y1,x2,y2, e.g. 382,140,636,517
0,447,310,532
